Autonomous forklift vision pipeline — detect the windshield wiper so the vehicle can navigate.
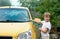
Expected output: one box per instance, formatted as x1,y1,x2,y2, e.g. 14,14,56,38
0,20,30,22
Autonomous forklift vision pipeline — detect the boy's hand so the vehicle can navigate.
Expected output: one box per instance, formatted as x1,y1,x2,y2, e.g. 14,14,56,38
33,18,41,23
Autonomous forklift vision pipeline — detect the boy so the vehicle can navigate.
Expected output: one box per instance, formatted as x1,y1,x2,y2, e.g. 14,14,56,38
34,12,51,39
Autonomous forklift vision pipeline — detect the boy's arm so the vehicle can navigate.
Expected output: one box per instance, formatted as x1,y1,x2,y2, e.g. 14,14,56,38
39,28,49,33
33,18,42,24
39,23,51,33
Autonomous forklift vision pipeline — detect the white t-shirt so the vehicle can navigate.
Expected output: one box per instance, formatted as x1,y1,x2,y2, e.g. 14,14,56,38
41,21,51,37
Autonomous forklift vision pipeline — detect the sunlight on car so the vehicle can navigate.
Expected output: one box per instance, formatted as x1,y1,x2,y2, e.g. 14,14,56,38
10,0,21,6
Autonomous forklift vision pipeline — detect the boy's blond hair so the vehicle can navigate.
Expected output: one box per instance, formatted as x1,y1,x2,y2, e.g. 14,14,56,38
44,12,51,16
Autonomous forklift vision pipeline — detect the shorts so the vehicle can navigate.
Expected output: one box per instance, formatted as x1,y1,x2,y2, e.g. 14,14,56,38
41,36,49,39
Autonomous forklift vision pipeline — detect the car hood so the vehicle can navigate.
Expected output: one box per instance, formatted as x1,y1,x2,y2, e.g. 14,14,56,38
0,22,32,36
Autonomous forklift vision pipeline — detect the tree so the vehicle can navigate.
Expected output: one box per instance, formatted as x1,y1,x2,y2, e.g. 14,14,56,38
0,0,11,6
34,0,60,26
19,0,60,26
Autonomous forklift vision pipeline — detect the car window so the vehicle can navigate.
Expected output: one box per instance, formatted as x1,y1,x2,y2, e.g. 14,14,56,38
0,8,30,22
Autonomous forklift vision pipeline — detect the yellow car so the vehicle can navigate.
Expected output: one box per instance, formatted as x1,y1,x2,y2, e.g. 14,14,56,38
0,6,36,39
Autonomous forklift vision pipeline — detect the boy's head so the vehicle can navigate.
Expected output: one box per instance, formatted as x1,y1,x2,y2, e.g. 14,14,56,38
44,12,51,22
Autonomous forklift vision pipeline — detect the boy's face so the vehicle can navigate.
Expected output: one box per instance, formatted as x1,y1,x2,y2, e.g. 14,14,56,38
44,15,50,22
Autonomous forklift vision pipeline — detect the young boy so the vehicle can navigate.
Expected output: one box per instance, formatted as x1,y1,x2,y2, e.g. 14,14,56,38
34,12,51,39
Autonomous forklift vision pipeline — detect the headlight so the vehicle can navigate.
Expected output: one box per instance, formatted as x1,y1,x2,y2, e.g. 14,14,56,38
18,30,32,39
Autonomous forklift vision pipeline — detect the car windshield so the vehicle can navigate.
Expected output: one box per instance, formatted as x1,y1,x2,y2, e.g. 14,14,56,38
0,8,30,22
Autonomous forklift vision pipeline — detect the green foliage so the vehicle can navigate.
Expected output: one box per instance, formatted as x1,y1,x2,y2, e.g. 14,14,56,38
34,0,60,26
0,0,11,6
20,0,60,26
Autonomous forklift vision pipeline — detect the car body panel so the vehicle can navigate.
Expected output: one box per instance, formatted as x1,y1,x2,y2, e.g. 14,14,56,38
0,6,36,39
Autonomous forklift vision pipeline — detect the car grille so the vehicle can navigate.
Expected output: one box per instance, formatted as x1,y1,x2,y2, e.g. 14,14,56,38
0,36,12,39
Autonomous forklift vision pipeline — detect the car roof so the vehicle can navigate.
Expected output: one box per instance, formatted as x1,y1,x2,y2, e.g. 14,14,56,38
0,6,29,10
